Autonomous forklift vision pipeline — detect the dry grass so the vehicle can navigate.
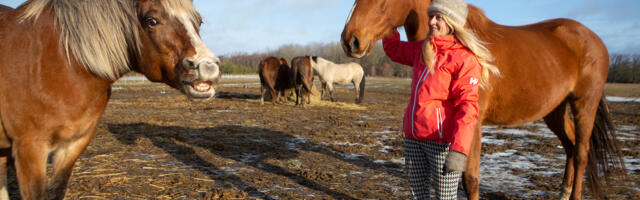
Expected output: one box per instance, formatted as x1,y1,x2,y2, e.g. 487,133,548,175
605,83,640,97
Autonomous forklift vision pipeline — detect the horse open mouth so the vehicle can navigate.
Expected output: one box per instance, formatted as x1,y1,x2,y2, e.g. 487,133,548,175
192,81,213,93
184,81,215,100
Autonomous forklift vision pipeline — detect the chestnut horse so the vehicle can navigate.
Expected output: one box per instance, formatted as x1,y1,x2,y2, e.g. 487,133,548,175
259,57,293,105
290,56,315,107
341,0,625,199
0,0,220,199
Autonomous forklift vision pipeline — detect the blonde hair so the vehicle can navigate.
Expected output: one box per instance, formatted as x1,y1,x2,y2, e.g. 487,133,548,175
422,15,500,89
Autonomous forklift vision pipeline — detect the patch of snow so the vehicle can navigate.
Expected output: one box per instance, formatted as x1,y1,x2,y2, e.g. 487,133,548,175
343,153,363,160
606,96,640,103
120,76,148,81
222,75,259,79
624,157,640,171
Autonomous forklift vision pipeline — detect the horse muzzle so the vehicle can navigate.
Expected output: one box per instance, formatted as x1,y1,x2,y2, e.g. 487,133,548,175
341,35,370,58
180,58,221,101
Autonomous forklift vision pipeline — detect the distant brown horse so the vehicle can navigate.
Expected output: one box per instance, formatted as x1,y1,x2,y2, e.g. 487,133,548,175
341,0,624,199
290,56,315,107
0,0,221,199
259,57,293,105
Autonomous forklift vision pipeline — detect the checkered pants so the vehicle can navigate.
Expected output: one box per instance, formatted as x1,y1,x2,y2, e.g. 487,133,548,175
404,138,462,200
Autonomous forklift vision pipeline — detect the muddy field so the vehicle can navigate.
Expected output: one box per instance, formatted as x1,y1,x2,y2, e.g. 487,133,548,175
7,76,639,199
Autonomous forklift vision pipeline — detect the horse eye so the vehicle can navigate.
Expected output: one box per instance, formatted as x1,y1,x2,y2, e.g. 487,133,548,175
145,17,160,27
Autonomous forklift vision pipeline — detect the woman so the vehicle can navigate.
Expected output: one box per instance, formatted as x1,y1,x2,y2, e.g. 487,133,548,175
382,0,499,199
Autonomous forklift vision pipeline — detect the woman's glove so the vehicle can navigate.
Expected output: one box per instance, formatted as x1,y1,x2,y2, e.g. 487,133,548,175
443,150,467,173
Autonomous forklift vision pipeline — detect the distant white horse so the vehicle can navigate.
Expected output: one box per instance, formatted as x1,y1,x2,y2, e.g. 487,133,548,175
309,56,365,104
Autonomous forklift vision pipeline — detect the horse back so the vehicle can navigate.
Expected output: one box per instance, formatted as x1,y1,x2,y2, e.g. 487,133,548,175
258,56,292,90
481,18,609,125
291,56,314,90
258,57,280,85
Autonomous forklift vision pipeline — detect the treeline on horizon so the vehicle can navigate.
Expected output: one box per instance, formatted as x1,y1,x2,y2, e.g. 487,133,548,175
219,41,640,83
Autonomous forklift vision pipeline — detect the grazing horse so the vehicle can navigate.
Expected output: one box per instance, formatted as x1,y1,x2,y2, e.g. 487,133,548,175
258,57,293,105
341,0,625,199
0,0,220,199
290,56,315,107
309,57,365,104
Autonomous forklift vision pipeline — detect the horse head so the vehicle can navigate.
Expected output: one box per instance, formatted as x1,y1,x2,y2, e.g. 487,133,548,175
133,0,220,101
341,0,431,58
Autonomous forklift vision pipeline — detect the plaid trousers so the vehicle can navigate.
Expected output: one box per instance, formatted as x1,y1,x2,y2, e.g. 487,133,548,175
404,138,462,200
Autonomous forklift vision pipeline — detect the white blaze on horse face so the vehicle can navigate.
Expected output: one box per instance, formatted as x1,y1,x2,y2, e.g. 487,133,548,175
178,12,220,78
345,1,357,26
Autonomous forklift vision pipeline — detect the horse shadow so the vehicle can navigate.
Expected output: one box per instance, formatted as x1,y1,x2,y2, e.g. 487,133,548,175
107,123,358,199
214,91,260,100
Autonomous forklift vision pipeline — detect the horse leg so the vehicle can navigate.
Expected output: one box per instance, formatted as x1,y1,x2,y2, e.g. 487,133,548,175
269,86,277,105
14,140,49,200
0,149,9,200
295,86,301,105
352,80,360,103
300,87,306,108
463,124,482,200
260,85,265,105
327,83,336,102
321,81,327,100
48,129,95,200
275,89,282,104
282,89,289,103
543,100,576,200
568,94,600,200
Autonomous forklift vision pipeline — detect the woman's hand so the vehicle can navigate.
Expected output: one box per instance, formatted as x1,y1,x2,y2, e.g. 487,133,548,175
443,150,467,173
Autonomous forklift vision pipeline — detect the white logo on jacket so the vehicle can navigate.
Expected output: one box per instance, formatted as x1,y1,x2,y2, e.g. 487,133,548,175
469,78,479,85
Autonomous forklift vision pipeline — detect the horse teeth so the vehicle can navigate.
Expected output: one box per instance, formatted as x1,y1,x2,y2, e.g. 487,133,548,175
193,82,211,92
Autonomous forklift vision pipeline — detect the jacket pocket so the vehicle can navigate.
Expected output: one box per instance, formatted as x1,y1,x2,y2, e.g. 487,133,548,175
413,103,438,139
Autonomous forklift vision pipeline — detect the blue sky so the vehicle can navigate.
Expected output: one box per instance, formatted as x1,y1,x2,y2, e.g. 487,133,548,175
2,0,639,56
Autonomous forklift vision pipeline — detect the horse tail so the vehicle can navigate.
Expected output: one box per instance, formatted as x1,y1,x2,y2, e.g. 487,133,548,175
356,74,365,104
258,60,266,85
301,73,313,95
586,96,626,198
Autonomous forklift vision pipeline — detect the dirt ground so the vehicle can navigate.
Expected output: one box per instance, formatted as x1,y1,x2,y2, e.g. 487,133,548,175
6,77,639,199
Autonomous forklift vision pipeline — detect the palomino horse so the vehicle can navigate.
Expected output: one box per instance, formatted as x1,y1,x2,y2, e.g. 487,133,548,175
259,57,293,105
0,0,221,199
341,0,624,199
309,56,365,104
290,56,315,107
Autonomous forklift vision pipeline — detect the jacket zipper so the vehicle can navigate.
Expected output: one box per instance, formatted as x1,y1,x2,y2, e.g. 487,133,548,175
410,39,438,138
437,107,443,139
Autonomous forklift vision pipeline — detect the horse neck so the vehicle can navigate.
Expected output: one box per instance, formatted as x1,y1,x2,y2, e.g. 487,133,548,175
4,8,114,94
465,5,501,43
403,0,430,41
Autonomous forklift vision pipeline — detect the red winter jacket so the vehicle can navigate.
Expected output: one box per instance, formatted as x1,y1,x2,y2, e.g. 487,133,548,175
383,31,480,156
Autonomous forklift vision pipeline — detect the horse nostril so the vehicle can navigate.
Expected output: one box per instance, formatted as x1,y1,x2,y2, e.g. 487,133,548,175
184,58,198,70
350,35,360,52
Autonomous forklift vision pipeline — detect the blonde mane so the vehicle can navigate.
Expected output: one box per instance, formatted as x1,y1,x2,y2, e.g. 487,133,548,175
19,0,200,80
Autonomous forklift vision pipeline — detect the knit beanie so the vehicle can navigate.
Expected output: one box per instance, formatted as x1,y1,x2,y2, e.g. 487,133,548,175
428,0,468,26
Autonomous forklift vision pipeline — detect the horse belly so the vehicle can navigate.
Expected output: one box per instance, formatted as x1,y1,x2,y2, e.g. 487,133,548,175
484,91,571,126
